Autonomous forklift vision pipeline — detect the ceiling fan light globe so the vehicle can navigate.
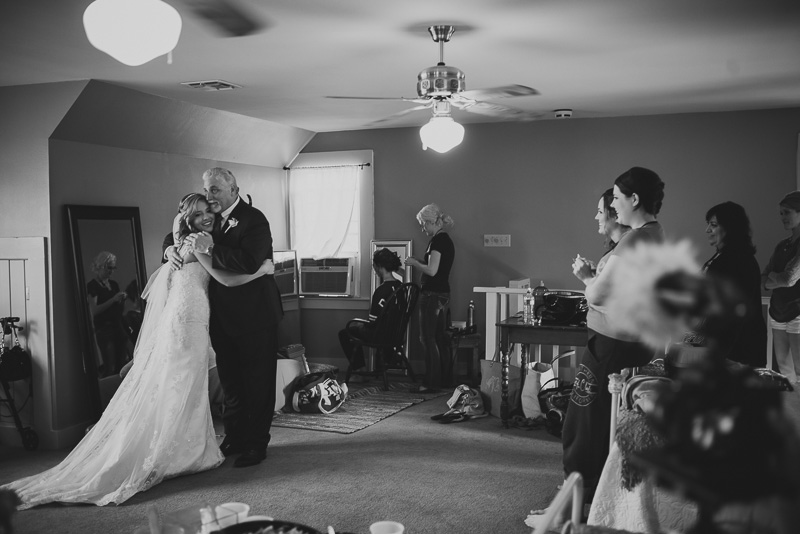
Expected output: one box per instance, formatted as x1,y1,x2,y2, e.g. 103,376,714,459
419,116,465,153
83,0,182,67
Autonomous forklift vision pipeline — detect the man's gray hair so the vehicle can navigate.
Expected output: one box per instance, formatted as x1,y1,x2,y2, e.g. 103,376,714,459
203,167,238,188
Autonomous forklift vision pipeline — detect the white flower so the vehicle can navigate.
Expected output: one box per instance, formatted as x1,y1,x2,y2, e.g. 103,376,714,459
604,239,702,350
225,217,239,233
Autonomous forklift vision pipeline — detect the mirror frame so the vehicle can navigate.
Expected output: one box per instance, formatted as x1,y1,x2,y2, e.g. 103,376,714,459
65,205,148,421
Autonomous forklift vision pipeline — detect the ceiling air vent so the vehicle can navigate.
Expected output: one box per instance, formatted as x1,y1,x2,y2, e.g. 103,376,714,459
180,80,242,91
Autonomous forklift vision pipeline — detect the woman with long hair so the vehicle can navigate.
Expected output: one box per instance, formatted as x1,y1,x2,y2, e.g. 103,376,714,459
573,187,631,287
703,201,766,367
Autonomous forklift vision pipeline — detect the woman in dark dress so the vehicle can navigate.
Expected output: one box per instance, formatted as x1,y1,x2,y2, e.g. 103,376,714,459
703,201,767,367
405,203,455,392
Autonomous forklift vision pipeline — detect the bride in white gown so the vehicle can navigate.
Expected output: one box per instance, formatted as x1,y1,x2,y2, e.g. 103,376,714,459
3,194,272,509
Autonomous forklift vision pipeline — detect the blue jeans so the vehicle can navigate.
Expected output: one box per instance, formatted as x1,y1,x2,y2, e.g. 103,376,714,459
418,291,450,389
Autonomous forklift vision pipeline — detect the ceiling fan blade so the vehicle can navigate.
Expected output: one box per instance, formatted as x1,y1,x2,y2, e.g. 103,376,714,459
460,101,542,121
459,84,540,101
326,96,429,104
183,0,264,37
370,104,433,125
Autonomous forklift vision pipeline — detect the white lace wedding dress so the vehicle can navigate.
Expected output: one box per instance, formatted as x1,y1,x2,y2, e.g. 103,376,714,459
4,263,224,509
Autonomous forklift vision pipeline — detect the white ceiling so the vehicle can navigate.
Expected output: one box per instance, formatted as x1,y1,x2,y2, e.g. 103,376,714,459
3,0,800,133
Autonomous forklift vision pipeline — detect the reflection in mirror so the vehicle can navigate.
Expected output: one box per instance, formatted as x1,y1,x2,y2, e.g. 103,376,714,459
66,206,147,422
274,250,298,298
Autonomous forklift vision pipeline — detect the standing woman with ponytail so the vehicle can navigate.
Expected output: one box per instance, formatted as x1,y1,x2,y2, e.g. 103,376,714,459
405,203,455,393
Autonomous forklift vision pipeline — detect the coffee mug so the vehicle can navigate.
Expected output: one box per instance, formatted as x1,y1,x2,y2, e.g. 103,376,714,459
369,520,405,534
215,502,250,528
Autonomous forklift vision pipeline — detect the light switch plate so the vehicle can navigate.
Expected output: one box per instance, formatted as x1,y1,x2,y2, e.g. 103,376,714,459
484,234,511,247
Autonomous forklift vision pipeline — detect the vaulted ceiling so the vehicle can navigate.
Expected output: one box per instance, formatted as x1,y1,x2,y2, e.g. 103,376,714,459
3,0,800,133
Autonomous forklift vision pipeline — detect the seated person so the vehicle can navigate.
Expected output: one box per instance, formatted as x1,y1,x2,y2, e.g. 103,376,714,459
338,248,403,373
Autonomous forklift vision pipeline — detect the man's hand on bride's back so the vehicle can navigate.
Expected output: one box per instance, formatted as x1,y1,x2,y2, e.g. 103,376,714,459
166,246,183,271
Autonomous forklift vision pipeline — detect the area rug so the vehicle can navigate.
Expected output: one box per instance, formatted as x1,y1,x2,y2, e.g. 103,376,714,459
273,382,449,434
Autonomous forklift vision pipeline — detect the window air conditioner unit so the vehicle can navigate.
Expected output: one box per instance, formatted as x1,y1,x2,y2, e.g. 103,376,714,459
299,257,354,296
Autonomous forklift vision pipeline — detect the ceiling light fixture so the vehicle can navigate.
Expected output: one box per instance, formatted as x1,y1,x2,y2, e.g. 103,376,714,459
83,0,182,67
419,101,465,153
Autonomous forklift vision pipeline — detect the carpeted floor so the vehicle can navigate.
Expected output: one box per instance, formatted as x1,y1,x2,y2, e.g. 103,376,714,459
273,382,449,434
1,379,564,534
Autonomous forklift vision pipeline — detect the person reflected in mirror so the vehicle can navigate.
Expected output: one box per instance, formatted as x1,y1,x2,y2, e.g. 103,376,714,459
86,251,130,377
405,203,455,393
174,168,283,469
762,191,800,384
702,201,766,367
2,193,273,509
339,248,403,378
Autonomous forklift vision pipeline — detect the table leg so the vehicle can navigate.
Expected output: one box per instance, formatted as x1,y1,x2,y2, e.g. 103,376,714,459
500,343,509,428
499,328,510,428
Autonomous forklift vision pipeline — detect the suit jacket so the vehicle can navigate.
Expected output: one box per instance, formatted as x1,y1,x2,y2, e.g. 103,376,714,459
209,199,283,335
161,232,174,264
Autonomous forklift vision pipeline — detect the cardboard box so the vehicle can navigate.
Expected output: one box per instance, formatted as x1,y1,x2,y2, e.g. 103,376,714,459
275,359,304,411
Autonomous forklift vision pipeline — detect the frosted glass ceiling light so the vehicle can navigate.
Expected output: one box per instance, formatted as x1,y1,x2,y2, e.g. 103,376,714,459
419,115,465,153
83,0,182,67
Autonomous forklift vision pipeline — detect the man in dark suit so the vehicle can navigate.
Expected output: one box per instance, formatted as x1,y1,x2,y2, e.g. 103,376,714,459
176,167,283,467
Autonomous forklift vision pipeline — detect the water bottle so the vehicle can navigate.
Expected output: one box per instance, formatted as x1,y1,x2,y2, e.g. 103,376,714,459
467,300,475,331
533,280,548,324
523,288,534,324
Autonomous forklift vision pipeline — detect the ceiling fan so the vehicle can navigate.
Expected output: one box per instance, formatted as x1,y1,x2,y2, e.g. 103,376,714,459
327,25,542,126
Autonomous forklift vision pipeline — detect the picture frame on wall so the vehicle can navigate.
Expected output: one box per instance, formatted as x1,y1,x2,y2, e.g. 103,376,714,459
370,239,413,296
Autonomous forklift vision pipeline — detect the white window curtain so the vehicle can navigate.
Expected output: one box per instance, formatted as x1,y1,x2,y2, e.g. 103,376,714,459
288,165,359,259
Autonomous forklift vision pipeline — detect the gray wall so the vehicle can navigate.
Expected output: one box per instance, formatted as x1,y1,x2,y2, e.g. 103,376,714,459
304,108,800,362
2,77,798,445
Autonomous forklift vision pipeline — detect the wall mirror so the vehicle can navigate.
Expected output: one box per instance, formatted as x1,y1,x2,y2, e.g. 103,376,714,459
66,205,147,421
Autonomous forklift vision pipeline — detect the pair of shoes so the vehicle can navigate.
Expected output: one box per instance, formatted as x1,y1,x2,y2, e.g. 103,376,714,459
509,415,546,430
431,409,463,422
219,438,246,458
234,449,267,468
411,385,439,394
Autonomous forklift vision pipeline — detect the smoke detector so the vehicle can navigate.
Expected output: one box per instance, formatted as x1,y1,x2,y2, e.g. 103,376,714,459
553,109,573,118
181,80,242,91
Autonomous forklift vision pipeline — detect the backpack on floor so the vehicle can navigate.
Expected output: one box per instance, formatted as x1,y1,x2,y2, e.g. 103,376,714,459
291,371,349,414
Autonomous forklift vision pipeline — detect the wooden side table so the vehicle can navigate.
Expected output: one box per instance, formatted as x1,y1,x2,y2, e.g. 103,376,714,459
448,331,483,387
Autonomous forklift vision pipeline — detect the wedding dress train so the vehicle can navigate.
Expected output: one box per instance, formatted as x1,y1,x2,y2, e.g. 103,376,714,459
4,263,224,508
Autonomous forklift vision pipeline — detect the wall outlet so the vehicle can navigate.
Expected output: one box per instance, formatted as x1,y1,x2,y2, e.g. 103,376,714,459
484,234,511,247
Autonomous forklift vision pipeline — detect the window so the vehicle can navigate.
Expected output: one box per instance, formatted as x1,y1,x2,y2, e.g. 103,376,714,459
287,150,374,297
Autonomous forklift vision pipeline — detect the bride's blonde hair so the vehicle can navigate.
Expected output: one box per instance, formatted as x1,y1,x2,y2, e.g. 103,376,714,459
174,193,208,244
